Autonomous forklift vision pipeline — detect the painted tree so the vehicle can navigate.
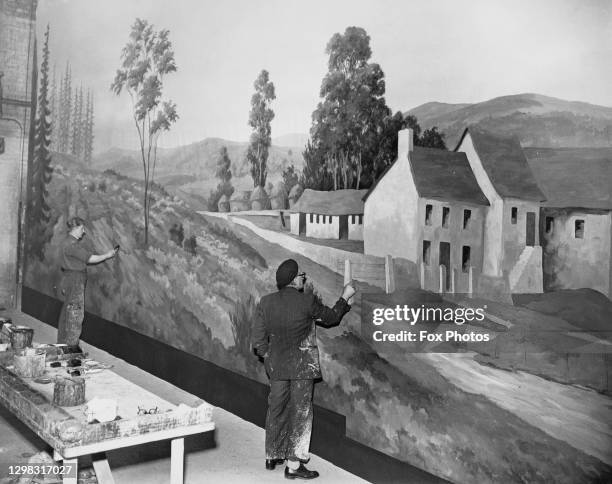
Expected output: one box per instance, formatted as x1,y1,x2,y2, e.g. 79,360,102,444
49,63,58,151
70,86,83,158
82,90,95,164
305,27,392,190
111,18,178,245
26,24,54,260
420,126,447,149
58,62,71,153
246,69,275,188
208,145,234,210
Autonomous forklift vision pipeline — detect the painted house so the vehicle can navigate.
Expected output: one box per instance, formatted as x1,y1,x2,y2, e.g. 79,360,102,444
456,127,546,294
289,189,367,240
364,129,489,293
526,147,612,299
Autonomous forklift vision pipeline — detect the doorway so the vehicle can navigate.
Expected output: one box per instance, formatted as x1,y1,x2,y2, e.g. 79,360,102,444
299,213,306,236
526,212,536,246
339,215,348,239
439,241,451,291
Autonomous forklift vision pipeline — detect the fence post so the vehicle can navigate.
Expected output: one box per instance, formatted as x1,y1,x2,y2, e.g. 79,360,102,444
385,255,395,294
439,265,445,294
344,259,352,286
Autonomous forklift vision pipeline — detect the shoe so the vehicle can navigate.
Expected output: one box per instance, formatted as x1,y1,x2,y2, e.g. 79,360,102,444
285,463,319,480
265,458,285,470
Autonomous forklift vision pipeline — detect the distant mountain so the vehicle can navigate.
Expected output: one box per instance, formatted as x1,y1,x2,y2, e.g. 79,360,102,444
93,137,305,188
407,93,612,148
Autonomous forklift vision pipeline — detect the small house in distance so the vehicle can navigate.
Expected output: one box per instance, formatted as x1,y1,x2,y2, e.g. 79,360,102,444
289,189,367,240
363,129,489,294
526,147,612,299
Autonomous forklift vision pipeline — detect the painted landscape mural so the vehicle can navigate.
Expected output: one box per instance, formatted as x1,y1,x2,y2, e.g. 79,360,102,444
22,1,612,483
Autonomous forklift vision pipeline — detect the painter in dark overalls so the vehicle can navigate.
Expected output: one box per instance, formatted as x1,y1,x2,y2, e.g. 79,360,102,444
252,259,355,480
57,216,118,348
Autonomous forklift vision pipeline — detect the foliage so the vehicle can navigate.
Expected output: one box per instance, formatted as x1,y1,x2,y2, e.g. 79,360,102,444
208,223,268,269
26,24,54,261
246,70,275,188
281,164,299,194
98,179,107,192
183,234,197,255
305,26,392,190
208,146,235,211
229,294,258,362
420,126,447,149
169,222,184,247
111,18,178,245
57,62,71,153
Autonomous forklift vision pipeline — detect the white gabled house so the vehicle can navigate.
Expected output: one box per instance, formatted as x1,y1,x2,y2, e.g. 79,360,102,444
289,189,367,241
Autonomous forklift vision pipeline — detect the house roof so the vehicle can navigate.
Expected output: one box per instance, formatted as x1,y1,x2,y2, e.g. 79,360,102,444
456,127,545,201
363,146,489,206
524,147,612,210
290,189,368,215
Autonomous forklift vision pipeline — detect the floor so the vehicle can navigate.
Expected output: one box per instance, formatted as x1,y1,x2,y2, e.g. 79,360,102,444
0,309,366,484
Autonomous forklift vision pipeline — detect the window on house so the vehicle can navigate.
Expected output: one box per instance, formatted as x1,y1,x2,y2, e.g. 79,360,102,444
328,216,332,224
351,215,355,224
442,207,450,228
316,214,320,223
575,219,584,239
322,215,326,224
545,216,554,234
309,213,313,223
462,246,471,273
463,209,471,229
425,204,433,225
422,240,431,265
511,207,518,224
358,214,363,224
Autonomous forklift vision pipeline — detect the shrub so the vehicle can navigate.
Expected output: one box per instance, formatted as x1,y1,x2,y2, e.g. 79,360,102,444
169,223,184,247
208,223,267,269
98,180,107,192
184,234,197,255
87,181,96,192
229,294,258,359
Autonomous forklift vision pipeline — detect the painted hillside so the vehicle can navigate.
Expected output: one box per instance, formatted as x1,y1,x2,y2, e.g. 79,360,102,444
407,93,612,148
22,153,612,484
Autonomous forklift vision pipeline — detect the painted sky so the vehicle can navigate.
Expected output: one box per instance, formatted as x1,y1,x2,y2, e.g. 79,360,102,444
37,0,612,150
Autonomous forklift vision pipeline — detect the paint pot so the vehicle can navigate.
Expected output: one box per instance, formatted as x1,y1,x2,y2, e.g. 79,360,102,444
53,376,86,407
13,348,46,378
10,326,34,350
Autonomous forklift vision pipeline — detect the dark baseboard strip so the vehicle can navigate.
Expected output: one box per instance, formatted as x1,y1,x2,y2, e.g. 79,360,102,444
22,286,447,484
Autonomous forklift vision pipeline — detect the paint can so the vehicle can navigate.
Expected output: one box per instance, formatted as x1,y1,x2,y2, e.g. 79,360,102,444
10,326,34,350
53,376,86,407
13,348,46,378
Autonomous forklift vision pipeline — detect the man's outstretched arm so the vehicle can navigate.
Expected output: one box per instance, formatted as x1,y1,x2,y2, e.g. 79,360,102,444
310,284,356,328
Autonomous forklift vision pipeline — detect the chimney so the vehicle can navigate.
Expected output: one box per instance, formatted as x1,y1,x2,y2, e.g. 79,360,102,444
398,128,414,159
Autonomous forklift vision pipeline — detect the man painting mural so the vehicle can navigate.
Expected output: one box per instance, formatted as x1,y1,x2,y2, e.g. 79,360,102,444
252,258,355,479
57,217,118,349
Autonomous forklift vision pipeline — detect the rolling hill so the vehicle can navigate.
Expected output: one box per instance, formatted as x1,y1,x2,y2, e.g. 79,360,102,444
407,93,612,148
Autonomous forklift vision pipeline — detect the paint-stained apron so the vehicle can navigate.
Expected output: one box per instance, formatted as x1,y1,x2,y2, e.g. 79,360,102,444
57,270,87,346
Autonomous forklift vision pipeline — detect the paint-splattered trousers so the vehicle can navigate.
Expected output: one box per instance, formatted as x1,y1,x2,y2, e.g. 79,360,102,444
57,270,87,347
265,379,314,462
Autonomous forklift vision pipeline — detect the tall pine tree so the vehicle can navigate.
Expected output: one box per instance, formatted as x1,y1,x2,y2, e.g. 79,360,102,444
83,89,94,164
49,63,58,151
58,62,71,153
70,85,83,159
26,24,54,260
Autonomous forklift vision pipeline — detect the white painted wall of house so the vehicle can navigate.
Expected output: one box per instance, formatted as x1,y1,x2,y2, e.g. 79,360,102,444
419,198,486,294
364,130,419,259
348,216,364,241
306,214,339,239
542,209,611,298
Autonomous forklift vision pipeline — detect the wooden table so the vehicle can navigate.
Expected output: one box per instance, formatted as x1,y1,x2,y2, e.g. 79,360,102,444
0,349,215,484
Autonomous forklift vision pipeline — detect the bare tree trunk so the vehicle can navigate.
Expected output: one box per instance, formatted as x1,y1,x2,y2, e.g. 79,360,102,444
355,152,362,189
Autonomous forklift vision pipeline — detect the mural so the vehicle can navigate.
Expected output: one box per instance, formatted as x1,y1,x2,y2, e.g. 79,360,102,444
20,1,612,483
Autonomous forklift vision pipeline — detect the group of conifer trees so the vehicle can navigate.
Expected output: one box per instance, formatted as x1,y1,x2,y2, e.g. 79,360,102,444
49,61,95,164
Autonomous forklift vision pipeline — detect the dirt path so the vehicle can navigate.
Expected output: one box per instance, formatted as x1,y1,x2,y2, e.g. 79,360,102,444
419,352,612,466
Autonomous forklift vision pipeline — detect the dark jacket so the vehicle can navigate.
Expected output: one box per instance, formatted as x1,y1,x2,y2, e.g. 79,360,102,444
252,286,350,380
